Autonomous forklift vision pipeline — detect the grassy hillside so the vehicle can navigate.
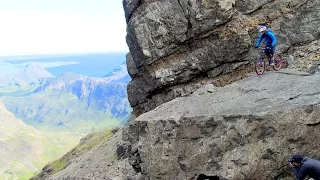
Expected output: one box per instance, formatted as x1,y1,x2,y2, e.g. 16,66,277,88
30,128,116,180
0,55,131,179
0,80,45,96
0,100,83,180
1,92,126,134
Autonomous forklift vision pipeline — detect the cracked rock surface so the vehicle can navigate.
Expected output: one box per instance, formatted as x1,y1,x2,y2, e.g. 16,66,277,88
123,69,320,179
137,69,320,121
32,69,320,180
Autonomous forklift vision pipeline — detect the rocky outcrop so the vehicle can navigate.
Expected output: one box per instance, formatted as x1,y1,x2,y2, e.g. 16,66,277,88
31,128,141,180
124,0,320,116
123,69,320,179
31,69,320,180
287,40,320,73
30,1,320,179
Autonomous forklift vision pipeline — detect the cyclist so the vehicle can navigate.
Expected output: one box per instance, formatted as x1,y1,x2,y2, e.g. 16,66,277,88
288,154,320,180
255,25,277,66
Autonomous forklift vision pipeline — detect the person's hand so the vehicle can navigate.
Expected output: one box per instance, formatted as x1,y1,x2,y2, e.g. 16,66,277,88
288,162,294,167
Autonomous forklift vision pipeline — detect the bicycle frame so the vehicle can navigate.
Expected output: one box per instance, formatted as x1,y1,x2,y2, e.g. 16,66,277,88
255,47,283,75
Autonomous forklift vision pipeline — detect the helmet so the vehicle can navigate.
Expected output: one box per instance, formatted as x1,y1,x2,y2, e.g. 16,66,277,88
258,25,267,33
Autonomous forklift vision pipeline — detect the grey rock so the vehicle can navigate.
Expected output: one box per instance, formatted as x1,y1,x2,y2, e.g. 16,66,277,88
192,84,216,96
123,0,141,22
126,52,139,78
287,40,320,71
235,0,271,14
125,0,320,117
34,1,320,179
124,70,320,179
31,129,139,180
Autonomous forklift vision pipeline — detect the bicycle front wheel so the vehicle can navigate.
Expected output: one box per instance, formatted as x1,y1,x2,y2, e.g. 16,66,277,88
273,54,283,71
255,58,265,75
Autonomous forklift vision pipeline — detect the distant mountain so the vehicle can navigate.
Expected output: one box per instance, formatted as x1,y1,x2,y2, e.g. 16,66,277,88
103,62,130,82
12,63,54,82
0,100,82,180
34,63,130,115
0,63,54,85
1,63,131,133
0,57,131,178
0,63,54,96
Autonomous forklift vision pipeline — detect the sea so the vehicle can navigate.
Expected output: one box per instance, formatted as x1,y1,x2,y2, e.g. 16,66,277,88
0,52,127,77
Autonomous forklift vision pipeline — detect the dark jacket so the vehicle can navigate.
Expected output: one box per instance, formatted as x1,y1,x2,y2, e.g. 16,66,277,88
255,29,277,48
292,156,320,180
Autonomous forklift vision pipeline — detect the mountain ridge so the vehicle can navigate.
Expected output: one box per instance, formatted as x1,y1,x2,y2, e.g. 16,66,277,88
0,63,54,89
1,62,131,133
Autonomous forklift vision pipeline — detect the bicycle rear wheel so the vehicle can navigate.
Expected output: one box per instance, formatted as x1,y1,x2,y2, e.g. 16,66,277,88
255,58,265,75
273,54,283,71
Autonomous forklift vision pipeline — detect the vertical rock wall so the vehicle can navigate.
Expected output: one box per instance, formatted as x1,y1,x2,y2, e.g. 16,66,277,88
123,0,320,116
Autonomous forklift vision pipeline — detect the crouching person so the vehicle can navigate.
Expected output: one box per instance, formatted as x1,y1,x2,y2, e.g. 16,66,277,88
288,154,320,180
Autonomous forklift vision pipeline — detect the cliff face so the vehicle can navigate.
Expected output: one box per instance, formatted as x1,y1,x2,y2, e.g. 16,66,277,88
123,69,320,179
31,71,320,180
124,0,320,116
30,1,320,179
121,0,320,179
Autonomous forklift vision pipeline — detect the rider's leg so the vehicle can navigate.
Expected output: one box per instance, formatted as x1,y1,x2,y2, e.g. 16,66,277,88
270,54,275,64
266,52,274,65
269,46,275,65
271,49,275,61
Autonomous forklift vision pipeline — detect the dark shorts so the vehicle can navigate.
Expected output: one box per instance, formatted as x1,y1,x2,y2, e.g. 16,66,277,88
265,46,275,58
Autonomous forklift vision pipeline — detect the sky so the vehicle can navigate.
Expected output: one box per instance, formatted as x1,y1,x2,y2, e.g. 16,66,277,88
0,0,128,56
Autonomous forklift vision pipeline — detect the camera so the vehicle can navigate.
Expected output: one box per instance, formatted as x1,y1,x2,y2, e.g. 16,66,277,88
288,158,294,163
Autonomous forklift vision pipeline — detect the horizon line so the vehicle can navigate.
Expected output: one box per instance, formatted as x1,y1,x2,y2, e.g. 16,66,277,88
0,51,130,59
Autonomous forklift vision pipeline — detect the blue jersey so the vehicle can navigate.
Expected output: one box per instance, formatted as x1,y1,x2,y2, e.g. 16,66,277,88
255,29,277,47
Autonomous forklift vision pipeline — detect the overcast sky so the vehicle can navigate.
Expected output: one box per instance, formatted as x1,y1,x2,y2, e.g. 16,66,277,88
0,0,128,56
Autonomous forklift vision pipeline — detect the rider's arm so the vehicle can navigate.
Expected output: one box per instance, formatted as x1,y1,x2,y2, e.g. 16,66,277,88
255,34,263,48
292,165,308,180
269,31,277,47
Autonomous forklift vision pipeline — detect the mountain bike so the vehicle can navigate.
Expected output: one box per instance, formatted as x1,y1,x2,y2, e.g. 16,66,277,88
255,47,283,75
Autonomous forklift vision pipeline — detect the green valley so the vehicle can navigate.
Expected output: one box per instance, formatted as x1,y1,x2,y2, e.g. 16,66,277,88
0,100,83,180
0,61,131,179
